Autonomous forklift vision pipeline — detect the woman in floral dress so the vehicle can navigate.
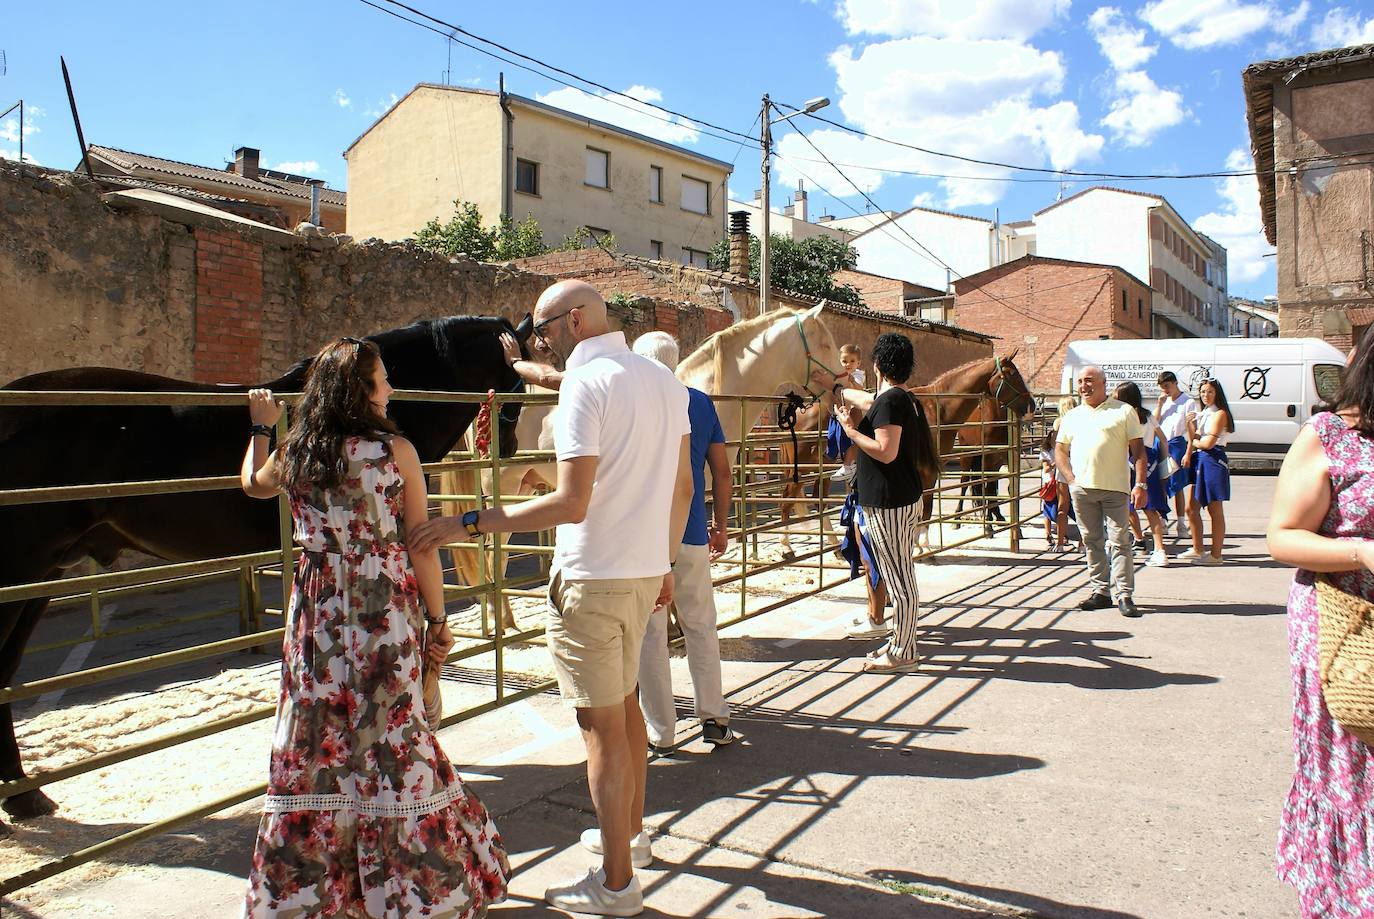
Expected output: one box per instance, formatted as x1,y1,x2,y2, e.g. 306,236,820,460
1268,325,1374,918
240,338,509,918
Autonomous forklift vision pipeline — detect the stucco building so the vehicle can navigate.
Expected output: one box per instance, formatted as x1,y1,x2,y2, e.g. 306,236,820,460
1244,43,1374,351
842,188,1227,339
727,184,856,244
344,84,732,264
1026,188,1228,339
952,254,1153,392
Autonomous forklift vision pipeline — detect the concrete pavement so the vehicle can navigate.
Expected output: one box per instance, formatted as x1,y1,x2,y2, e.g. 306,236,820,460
2,474,1299,918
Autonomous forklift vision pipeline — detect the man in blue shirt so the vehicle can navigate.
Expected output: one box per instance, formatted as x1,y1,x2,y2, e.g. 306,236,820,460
633,332,734,750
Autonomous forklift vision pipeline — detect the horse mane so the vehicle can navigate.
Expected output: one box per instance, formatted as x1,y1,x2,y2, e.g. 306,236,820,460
922,354,997,392
273,314,516,387
678,308,805,379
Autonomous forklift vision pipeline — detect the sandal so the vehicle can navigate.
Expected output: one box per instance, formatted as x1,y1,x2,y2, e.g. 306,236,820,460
863,650,920,673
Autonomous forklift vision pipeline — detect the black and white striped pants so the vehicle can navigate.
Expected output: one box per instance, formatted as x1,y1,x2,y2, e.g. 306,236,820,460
858,501,922,661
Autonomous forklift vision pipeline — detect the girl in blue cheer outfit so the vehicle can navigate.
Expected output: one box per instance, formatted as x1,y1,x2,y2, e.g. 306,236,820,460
1115,382,1171,567
1183,378,1233,565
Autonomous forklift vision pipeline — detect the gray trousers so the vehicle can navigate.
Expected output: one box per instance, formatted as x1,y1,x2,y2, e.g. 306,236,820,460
1070,486,1134,600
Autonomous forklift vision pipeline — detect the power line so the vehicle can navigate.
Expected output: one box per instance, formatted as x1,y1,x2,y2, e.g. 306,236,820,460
368,0,759,145
774,139,1151,334
774,98,1374,181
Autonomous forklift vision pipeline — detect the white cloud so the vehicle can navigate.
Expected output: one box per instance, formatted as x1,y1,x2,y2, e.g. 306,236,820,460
784,36,1100,207
1192,148,1272,284
0,148,40,165
1088,7,1158,69
839,0,1071,41
535,84,699,146
1088,6,1187,146
1,115,39,144
1142,0,1308,49
364,92,400,118
1311,6,1374,46
910,191,937,208
334,89,352,108
1100,70,1189,146
274,160,321,174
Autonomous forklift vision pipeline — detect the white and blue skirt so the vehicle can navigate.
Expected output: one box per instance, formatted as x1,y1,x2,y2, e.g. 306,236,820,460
1193,445,1230,505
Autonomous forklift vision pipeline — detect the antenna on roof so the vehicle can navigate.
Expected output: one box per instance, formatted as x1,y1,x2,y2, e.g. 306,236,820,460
1,50,7,77
442,30,458,85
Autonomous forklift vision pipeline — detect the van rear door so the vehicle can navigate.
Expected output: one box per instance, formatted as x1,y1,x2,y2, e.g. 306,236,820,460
1213,341,1302,459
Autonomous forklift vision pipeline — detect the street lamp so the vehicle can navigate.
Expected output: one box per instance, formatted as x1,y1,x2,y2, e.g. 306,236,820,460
759,94,829,316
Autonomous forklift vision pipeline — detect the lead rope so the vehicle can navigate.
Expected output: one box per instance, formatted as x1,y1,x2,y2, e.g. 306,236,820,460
473,389,496,458
778,392,806,485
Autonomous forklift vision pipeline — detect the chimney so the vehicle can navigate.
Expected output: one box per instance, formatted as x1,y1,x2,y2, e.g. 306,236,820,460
234,146,260,181
794,181,808,222
728,210,751,277
307,179,323,225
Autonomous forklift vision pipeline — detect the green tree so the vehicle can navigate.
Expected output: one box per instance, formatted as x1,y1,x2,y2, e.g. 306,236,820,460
708,233,862,307
414,201,548,261
557,226,618,253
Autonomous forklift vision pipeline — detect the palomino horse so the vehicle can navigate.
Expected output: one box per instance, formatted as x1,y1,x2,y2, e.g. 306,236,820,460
442,303,843,624
769,353,1034,555
0,315,532,828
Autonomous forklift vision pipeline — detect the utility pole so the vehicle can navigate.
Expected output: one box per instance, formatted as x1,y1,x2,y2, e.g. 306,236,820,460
759,95,773,318
758,94,829,319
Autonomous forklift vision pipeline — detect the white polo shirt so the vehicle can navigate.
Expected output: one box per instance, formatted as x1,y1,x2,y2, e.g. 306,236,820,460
552,331,691,580
1157,391,1196,441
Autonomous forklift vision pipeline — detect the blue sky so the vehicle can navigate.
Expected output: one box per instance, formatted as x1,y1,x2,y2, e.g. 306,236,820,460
5,1,1374,298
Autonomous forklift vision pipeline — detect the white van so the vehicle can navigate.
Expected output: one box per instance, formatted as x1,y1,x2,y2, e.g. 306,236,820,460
1060,338,1347,470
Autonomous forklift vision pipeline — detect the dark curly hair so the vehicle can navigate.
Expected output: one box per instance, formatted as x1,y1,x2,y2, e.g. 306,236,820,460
1333,323,1374,438
279,338,398,492
872,332,914,384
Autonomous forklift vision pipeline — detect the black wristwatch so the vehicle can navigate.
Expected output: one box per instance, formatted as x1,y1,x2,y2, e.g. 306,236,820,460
249,423,273,438
461,509,482,537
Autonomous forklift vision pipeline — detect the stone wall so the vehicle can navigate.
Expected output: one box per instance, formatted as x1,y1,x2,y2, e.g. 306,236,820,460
0,162,729,385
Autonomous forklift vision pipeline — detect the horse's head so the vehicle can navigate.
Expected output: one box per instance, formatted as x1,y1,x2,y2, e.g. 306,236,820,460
793,302,843,396
989,349,1035,419
362,315,533,461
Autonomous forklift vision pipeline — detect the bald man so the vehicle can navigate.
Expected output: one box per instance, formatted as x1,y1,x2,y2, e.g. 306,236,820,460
412,280,694,915
1055,366,1149,618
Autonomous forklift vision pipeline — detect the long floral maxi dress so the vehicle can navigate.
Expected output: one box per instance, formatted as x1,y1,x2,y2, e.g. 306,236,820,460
1277,412,1374,918
245,437,509,919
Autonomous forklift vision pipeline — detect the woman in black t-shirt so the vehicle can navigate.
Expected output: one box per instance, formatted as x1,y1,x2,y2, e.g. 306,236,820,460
834,333,926,673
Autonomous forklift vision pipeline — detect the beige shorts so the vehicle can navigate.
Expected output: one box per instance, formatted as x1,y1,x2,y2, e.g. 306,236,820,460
546,570,661,709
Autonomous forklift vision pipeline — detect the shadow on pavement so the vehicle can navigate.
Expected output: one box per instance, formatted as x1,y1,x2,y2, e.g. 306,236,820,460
870,869,1147,919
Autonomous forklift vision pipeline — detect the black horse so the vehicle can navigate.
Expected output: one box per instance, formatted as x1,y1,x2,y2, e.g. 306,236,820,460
0,314,532,827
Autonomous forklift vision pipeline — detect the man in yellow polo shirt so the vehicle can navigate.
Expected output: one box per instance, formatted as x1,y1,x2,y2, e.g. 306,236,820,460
1055,366,1149,618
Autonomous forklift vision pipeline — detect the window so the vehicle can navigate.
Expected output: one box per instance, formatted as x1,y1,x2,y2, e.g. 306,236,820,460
515,158,539,196
585,147,609,188
1121,290,1127,313
1315,364,1344,403
649,239,663,259
682,247,709,268
649,166,662,203
1137,297,1143,318
681,176,710,215
587,226,611,246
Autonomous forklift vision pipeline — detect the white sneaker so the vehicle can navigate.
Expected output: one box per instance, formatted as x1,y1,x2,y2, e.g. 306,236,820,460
580,828,653,869
1199,554,1223,567
832,463,856,482
1179,549,1203,562
1147,549,1169,567
546,867,643,917
845,616,891,639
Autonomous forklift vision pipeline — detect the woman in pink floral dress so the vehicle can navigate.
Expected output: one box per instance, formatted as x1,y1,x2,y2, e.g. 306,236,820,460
1268,325,1374,918
240,338,509,918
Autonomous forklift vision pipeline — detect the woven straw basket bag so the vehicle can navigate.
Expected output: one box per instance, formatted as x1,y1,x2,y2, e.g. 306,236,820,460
1316,576,1374,747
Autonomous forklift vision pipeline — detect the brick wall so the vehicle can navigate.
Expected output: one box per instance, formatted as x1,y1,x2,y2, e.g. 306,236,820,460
833,269,942,314
193,228,263,382
954,257,1151,393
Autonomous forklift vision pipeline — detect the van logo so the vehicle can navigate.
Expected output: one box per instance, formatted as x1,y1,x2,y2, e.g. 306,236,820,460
1185,365,1212,395
1242,366,1271,400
